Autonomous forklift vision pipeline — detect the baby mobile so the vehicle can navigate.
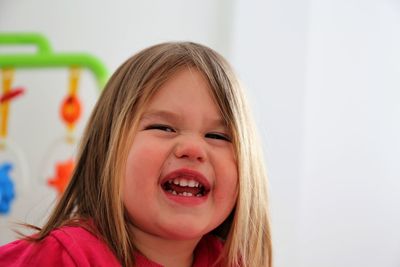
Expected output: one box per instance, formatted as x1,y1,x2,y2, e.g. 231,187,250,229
0,33,108,213
46,67,82,196
0,68,27,214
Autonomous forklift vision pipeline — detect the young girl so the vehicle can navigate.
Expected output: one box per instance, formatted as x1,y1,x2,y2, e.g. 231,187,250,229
0,42,272,267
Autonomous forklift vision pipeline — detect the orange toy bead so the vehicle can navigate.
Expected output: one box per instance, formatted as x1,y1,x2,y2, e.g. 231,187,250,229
47,158,75,196
60,95,81,126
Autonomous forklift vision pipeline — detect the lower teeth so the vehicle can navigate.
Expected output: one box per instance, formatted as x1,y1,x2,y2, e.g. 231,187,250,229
168,190,202,197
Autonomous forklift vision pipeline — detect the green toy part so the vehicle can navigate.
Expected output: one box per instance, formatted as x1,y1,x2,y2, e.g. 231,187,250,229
0,33,108,88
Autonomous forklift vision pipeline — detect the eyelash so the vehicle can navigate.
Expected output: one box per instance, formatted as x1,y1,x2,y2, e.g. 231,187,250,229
145,124,175,132
205,133,231,142
145,124,231,142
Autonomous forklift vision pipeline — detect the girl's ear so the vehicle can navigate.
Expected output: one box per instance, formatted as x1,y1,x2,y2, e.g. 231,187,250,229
211,207,235,240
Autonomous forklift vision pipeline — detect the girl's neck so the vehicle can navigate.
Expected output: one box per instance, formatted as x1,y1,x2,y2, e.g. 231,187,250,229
131,225,201,267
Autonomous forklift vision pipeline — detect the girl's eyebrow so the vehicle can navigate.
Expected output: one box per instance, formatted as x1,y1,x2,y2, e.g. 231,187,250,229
141,109,228,129
140,110,181,122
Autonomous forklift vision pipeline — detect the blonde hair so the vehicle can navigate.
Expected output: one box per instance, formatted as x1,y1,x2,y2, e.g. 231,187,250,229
31,42,272,267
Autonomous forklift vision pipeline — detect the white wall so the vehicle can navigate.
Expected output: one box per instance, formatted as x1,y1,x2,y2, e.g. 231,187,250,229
298,0,400,266
230,1,309,266
232,0,400,266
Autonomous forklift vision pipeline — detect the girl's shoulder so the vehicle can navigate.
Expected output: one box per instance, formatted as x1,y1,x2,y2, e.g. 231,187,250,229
0,225,120,267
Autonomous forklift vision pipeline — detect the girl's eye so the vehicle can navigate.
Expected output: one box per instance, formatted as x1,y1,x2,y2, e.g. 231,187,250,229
205,133,231,142
145,124,175,132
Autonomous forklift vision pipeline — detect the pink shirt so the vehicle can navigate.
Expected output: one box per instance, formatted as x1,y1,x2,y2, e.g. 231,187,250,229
0,226,224,266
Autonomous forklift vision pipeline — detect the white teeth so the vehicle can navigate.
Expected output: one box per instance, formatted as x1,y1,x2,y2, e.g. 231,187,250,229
169,178,201,188
176,192,194,197
179,179,188,187
168,190,202,197
187,180,197,188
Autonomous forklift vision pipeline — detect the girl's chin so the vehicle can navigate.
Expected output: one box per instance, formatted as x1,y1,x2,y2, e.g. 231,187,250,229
129,218,216,241
159,225,210,241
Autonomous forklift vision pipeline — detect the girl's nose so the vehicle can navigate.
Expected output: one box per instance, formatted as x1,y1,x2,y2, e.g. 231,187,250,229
174,135,207,162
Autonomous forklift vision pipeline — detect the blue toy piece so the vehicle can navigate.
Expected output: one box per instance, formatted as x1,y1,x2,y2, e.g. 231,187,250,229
0,162,15,214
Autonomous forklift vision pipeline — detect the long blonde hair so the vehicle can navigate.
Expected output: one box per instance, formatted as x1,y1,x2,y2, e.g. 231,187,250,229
31,42,272,267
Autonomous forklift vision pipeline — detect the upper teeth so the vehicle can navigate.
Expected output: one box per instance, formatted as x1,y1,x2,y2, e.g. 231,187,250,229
170,178,200,188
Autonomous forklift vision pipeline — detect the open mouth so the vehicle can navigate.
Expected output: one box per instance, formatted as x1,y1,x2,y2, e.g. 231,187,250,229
161,169,210,197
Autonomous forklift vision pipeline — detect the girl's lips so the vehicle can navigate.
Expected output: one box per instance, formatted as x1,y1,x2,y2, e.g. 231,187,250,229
160,168,211,205
160,168,211,191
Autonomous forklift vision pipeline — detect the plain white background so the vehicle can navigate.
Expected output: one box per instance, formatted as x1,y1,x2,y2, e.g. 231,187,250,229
1,1,399,266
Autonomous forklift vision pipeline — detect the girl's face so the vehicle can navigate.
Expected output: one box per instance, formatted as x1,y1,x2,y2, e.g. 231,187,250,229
123,68,238,241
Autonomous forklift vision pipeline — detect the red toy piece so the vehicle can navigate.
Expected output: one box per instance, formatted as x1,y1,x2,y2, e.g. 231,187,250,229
60,95,81,127
47,158,75,196
0,87,25,103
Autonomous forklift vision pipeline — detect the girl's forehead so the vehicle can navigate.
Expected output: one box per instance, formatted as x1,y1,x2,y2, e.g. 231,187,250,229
145,69,216,105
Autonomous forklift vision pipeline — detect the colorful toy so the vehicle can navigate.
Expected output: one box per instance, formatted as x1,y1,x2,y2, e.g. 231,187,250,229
0,162,15,214
0,68,26,214
0,33,108,88
1,69,25,139
0,32,108,203
0,87,25,103
47,158,74,195
61,95,81,126
60,67,82,131
47,67,83,196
